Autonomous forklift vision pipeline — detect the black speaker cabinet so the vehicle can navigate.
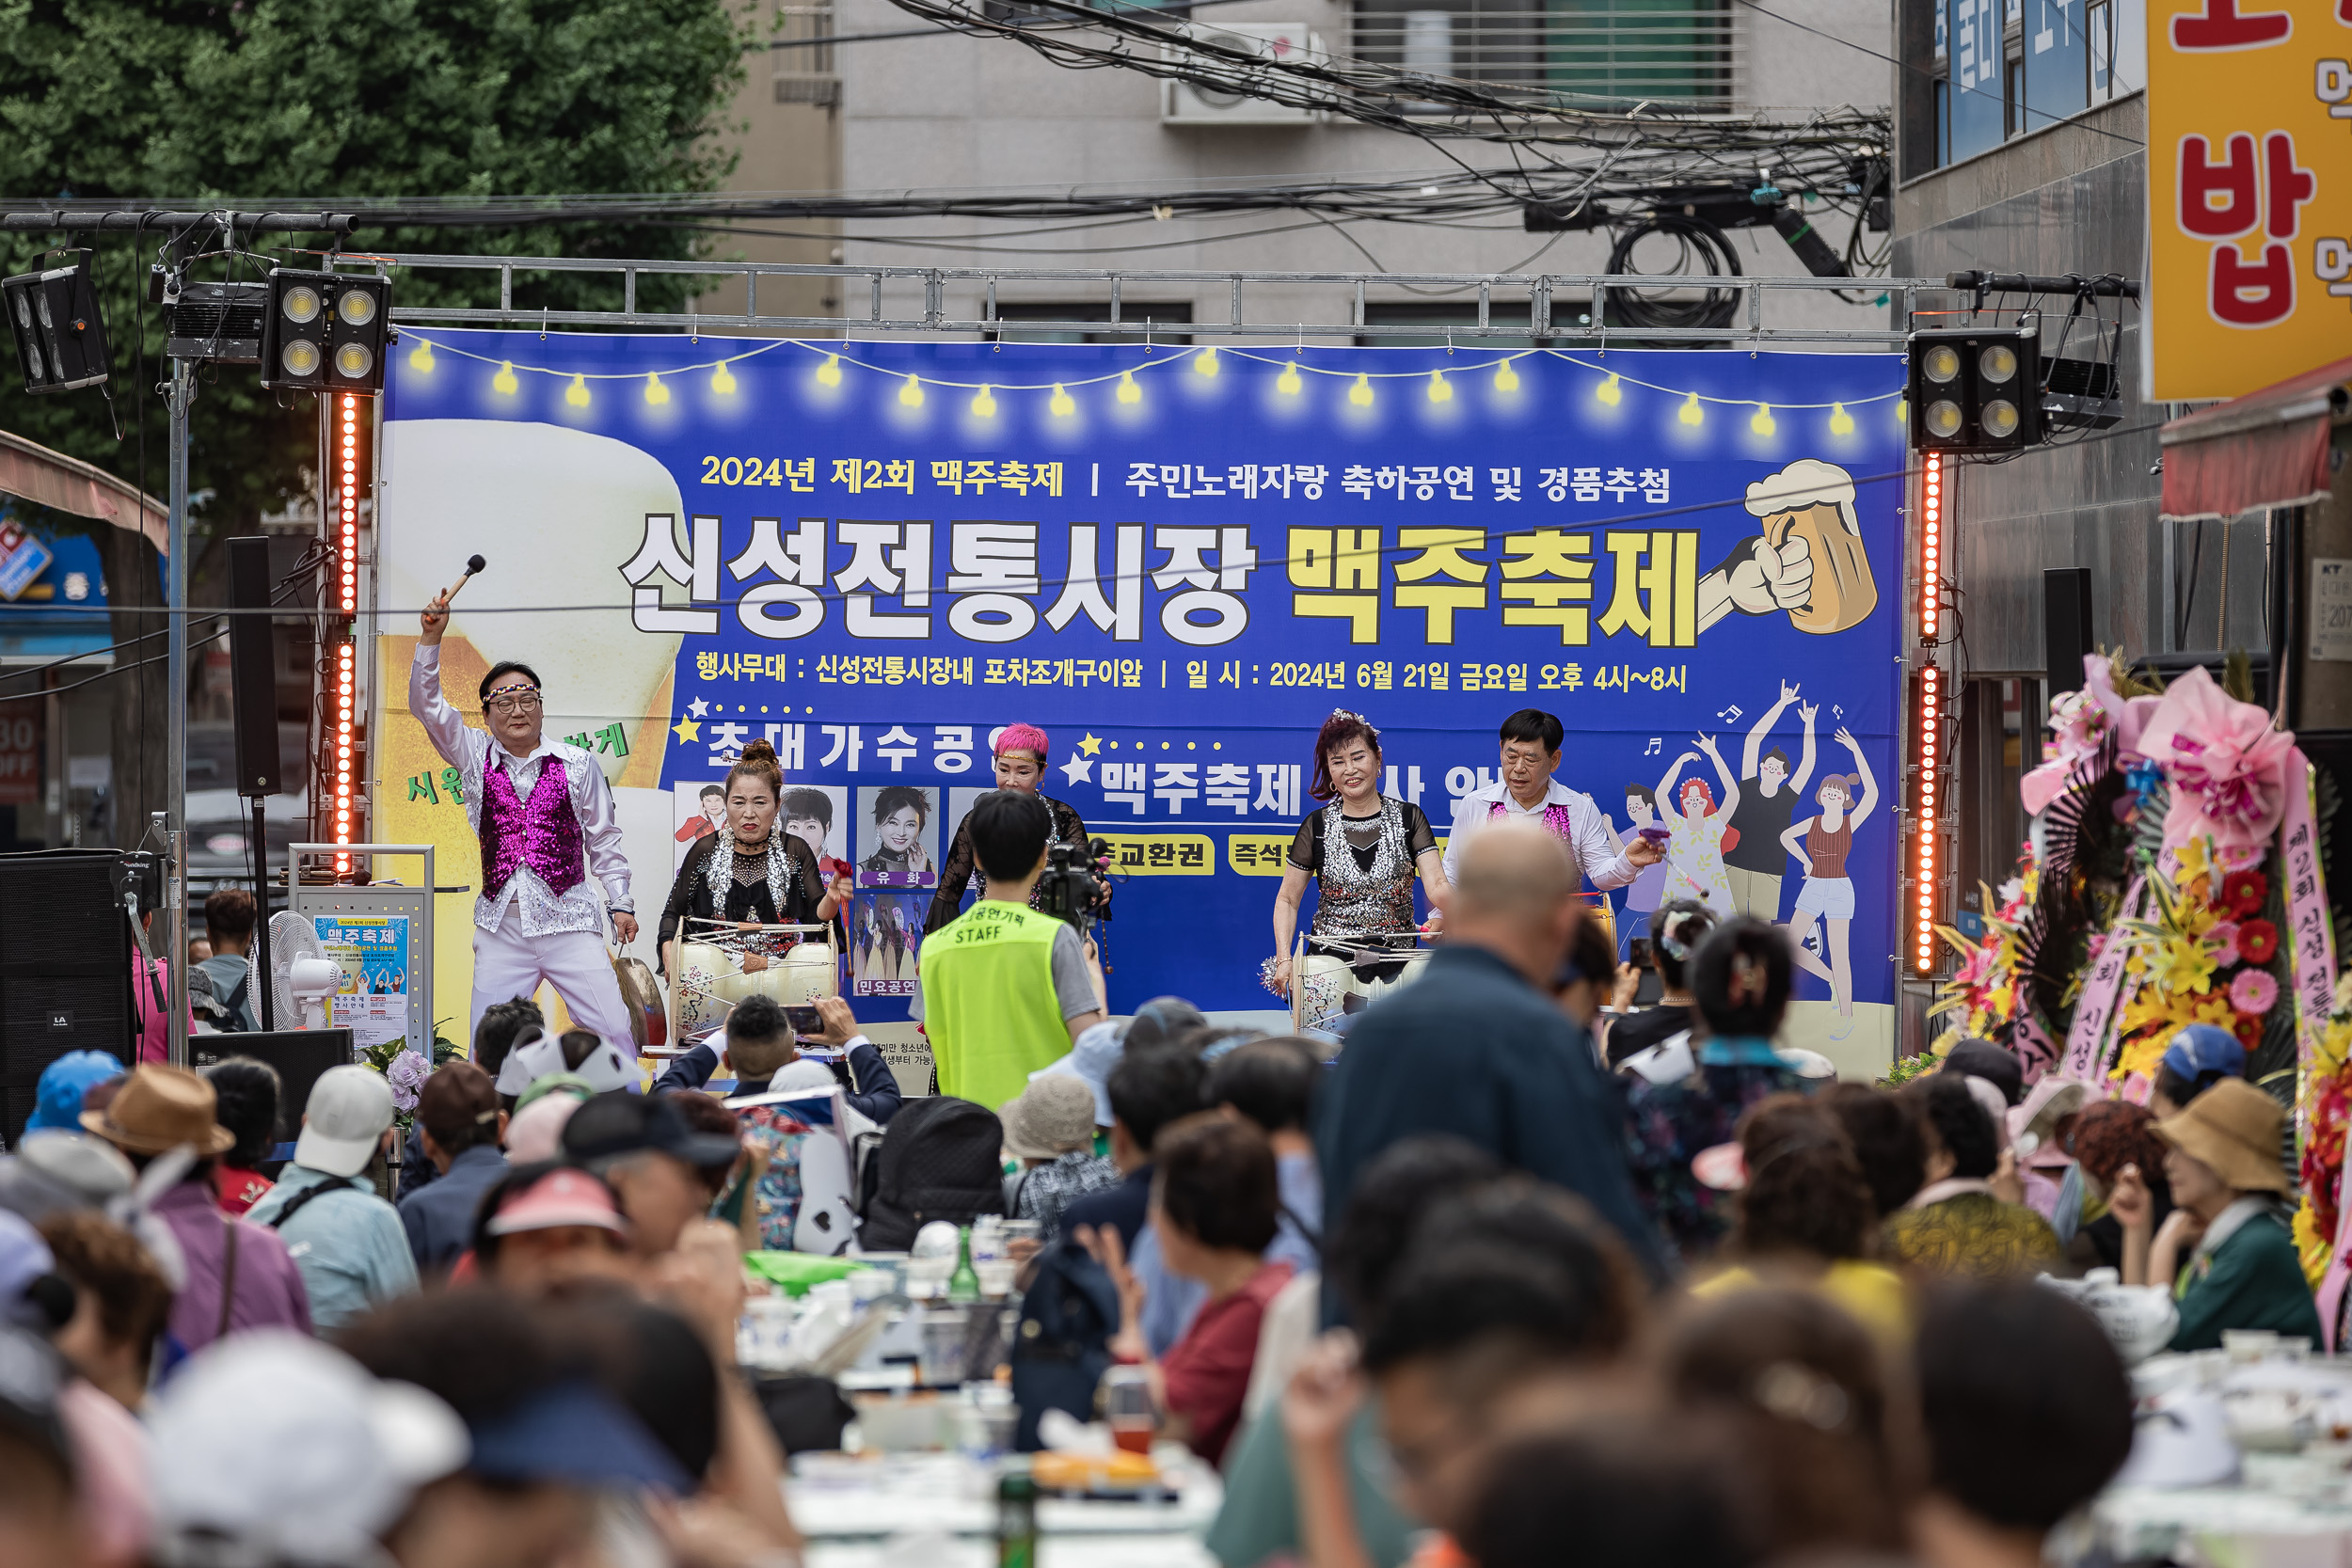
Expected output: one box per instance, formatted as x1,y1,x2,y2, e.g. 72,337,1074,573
190,1029,357,1154
2045,568,2095,698
226,536,285,798
0,850,134,1146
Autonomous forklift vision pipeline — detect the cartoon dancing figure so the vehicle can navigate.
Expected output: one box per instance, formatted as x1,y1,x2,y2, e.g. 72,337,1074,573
1654,736,1740,920
1778,728,1881,1019
1723,682,1819,921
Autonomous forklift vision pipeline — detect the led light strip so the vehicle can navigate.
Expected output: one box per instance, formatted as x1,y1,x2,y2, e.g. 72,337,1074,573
1919,453,1941,644
1915,663,1941,974
336,639,355,876
332,390,365,875
339,393,361,616
1913,452,1945,975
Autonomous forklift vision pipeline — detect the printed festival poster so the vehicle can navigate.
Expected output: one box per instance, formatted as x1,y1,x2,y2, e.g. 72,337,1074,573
312,913,411,1053
375,333,1907,1074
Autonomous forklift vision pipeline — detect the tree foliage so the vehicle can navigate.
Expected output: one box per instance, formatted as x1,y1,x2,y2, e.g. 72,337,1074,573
0,0,750,841
0,0,751,512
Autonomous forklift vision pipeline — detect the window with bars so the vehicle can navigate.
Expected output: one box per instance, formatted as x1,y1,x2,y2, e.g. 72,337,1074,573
1350,0,1738,110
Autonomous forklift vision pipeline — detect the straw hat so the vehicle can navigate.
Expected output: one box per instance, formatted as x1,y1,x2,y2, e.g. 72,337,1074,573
81,1065,235,1157
1000,1075,1099,1161
2154,1078,2291,1195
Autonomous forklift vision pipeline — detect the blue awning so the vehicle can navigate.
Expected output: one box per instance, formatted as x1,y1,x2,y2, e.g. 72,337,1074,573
0,626,111,667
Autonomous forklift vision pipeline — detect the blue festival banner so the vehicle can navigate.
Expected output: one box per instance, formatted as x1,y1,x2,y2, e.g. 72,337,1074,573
378,331,1907,1066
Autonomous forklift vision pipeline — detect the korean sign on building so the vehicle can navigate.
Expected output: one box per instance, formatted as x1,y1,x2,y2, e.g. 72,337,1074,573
2149,0,2352,399
378,333,1906,1062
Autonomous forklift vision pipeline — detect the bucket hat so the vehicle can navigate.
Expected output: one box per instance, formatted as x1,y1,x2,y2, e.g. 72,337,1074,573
81,1065,234,1157
2155,1078,2291,1194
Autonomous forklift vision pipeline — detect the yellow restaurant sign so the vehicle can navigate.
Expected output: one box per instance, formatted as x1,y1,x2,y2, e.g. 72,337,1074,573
2148,0,2352,399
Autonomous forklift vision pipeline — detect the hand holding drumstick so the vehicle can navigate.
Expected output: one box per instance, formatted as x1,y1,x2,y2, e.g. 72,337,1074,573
418,555,487,645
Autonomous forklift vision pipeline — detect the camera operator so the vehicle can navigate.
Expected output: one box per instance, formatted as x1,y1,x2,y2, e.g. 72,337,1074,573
925,721,1107,934
914,789,1108,1111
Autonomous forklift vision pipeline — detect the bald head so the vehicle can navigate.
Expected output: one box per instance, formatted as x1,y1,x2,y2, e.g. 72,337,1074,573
1442,820,1582,987
1454,819,1579,919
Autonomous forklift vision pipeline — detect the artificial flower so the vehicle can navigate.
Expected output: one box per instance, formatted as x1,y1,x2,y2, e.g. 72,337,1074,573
2204,920,2242,965
2231,968,2280,1017
2174,895,2220,939
2189,993,2237,1031
2234,1015,2265,1051
2223,870,2269,918
2113,1029,2170,1086
2023,686,2115,815
2144,935,2217,994
2175,837,2217,887
2137,665,2298,851
2325,1016,2352,1074
2218,841,2269,872
384,1050,428,1113
2238,918,2280,965
2118,989,2182,1040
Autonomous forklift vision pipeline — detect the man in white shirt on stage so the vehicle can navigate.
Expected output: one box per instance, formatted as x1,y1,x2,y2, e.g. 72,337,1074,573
410,588,640,1045
1442,708,1662,895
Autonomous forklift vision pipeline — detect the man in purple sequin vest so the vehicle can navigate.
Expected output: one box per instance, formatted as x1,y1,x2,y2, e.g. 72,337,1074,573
411,589,640,1050
1440,707,1662,895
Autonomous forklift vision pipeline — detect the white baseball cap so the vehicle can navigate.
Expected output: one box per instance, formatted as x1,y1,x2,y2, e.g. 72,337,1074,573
148,1332,468,1568
295,1066,397,1179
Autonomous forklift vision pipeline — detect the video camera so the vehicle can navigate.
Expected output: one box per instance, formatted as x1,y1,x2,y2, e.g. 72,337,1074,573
1038,836,1112,931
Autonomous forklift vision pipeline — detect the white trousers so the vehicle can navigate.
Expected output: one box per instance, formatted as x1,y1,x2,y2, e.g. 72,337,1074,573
470,923,636,1048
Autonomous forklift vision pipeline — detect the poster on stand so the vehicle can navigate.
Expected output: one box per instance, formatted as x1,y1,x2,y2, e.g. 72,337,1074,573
313,914,411,1053
376,335,1908,1074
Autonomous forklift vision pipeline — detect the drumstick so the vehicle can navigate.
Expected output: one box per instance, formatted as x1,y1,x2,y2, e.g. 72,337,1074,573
440,554,487,606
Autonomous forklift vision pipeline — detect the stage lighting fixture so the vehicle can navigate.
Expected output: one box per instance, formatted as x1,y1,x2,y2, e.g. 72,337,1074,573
260,269,391,393
1906,327,2041,455
2,250,111,395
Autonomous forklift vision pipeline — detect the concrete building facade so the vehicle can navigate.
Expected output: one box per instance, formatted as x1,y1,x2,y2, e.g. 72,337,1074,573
701,0,1896,340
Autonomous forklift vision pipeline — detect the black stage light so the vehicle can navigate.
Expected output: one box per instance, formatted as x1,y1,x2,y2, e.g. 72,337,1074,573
260,269,390,393
162,279,267,363
2,250,111,395
1907,326,2042,455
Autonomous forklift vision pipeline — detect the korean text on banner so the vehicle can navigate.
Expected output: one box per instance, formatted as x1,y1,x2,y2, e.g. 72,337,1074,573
375,335,1907,1065
2147,0,2352,400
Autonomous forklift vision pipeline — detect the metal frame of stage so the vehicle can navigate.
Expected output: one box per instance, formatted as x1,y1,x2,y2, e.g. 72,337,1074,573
356,253,1952,348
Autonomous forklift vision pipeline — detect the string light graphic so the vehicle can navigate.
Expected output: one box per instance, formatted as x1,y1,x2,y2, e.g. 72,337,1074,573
391,333,1902,433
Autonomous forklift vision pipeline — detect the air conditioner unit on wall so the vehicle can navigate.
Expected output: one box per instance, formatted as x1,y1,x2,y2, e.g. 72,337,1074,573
1161,24,1325,125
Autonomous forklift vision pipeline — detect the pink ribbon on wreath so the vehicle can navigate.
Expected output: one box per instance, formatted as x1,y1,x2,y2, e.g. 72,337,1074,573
2021,655,2160,816
2134,665,2297,852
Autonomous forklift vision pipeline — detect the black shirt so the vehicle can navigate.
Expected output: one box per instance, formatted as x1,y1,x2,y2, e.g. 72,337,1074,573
925,794,1092,934
1606,1004,1695,1068
1724,783,1798,875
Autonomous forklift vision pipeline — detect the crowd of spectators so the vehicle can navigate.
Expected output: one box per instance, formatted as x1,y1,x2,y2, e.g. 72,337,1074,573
0,811,2300,1568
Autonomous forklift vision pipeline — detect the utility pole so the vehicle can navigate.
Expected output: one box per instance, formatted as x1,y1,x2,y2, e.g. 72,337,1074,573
164,356,191,1067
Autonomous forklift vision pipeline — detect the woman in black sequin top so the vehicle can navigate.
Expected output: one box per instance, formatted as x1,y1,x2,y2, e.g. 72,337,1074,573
659,740,853,975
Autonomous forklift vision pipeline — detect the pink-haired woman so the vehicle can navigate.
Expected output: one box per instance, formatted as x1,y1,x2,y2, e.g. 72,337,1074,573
924,722,1100,932
1655,735,1740,919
